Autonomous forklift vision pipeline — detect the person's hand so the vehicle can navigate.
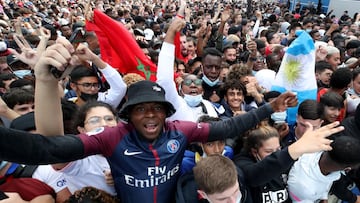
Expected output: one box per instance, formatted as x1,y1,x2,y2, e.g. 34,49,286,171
274,123,289,139
246,40,257,56
179,0,186,11
34,37,75,82
14,17,22,35
288,121,344,160
0,193,26,203
220,7,231,23
215,4,222,15
205,24,212,39
9,34,38,68
39,27,51,41
170,17,186,33
104,170,114,186
255,10,262,20
185,6,191,18
269,91,298,112
36,27,51,57
165,16,185,43
74,43,97,64
196,21,207,38
316,45,328,62
245,80,259,97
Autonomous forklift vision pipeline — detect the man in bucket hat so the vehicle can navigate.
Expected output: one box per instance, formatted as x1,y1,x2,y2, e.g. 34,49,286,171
0,18,344,203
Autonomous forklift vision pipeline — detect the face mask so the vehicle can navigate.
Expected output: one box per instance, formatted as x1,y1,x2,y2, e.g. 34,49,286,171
202,75,219,87
13,70,32,78
183,94,202,107
79,92,98,102
271,111,287,123
235,192,242,203
305,28,312,33
0,161,8,170
226,60,236,66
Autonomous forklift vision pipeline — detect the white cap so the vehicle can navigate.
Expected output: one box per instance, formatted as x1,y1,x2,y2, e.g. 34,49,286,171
144,28,154,41
255,69,276,91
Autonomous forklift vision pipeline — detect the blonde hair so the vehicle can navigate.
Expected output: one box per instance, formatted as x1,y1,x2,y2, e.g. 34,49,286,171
123,73,145,87
244,125,280,152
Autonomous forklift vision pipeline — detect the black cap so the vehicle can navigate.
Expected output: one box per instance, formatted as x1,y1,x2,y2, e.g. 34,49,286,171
119,80,175,118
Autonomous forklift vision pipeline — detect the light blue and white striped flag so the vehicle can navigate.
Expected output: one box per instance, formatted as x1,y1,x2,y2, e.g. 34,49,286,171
271,30,317,125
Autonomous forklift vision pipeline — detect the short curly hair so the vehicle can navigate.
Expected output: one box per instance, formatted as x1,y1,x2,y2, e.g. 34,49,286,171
64,186,120,203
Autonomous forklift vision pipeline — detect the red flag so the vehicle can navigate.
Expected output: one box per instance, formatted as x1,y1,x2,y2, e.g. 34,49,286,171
174,32,182,60
85,10,157,81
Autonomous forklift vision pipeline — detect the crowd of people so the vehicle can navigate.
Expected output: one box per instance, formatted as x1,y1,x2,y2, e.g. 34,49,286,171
0,0,359,202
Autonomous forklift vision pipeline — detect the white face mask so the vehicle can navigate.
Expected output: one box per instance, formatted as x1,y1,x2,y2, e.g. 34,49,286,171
13,69,32,79
202,75,220,87
183,94,202,107
271,111,287,123
0,161,8,170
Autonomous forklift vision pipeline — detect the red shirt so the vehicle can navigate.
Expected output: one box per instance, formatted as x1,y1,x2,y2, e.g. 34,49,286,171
0,177,55,201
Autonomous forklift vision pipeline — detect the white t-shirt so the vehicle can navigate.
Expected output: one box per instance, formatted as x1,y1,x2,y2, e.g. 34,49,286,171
32,165,67,193
287,152,341,202
60,155,116,195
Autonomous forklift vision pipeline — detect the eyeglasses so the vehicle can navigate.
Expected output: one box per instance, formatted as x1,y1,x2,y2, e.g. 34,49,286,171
183,78,202,86
84,115,116,126
75,82,101,90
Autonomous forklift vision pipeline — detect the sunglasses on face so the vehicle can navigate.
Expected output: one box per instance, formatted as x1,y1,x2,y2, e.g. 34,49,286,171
183,78,202,86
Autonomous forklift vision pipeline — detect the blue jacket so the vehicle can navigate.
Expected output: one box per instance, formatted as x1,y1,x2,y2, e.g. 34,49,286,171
181,146,234,175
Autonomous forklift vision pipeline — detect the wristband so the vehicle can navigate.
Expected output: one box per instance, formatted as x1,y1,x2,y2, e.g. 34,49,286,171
176,14,184,19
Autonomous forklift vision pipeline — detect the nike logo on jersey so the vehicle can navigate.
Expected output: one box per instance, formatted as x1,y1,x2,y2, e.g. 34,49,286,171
124,149,143,156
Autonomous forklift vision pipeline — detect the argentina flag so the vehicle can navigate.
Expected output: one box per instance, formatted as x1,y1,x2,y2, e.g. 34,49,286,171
271,30,317,125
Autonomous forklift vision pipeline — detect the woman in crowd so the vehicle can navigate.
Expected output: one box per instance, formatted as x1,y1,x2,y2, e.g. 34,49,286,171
234,123,337,203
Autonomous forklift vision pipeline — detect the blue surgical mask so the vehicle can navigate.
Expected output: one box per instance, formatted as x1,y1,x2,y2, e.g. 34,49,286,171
271,111,287,123
0,161,8,170
305,28,312,33
13,70,32,79
202,75,219,87
183,94,202,107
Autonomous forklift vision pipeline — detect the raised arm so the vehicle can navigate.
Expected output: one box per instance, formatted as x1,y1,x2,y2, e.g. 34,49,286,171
0,96,20,121
75,44,127,109
0,127,84,165
34,37,75,136
235,121,344,186
156,14,185,113
8,27,51,70
208,91,298,141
